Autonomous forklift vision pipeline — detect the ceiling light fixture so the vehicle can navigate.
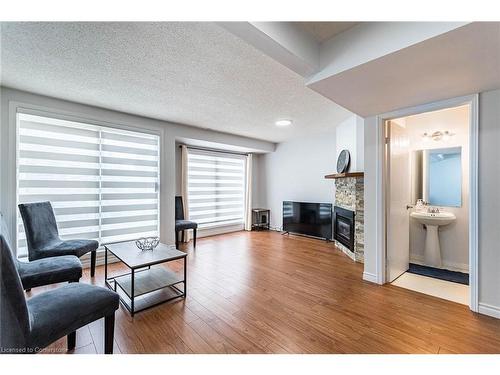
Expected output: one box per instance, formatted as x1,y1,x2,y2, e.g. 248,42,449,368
275,119,292,127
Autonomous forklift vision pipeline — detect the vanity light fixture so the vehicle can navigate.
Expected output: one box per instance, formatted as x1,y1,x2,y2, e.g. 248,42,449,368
422,130,454,141
442,131,452,141
275,119,293,127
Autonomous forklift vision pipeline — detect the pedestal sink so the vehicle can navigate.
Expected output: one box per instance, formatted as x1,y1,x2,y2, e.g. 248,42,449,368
410,211,456,267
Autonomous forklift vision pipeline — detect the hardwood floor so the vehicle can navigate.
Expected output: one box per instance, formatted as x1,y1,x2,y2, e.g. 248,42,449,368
31,231,500,354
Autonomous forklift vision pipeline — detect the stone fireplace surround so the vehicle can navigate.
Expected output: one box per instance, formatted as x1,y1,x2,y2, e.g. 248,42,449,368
325,172,364,263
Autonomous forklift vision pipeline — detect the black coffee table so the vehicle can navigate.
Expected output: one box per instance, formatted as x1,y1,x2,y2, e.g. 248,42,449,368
104,241,187,316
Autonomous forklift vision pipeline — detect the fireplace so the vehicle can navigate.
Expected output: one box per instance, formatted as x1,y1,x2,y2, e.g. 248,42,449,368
325,172,364,262
334,206,355,252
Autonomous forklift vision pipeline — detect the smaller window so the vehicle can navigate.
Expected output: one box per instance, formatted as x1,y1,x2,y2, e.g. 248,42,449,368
187,148,246,229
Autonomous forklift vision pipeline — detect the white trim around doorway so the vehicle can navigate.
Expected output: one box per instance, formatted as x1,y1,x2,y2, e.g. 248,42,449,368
373,94,479,312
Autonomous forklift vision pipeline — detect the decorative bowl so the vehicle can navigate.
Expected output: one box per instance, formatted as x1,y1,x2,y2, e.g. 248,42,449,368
135,237,160,251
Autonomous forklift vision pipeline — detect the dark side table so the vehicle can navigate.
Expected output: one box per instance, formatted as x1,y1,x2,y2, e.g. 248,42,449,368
252,208,270,230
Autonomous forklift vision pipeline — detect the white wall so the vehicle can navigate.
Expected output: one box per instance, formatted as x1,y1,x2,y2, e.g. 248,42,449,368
336,115,365,172
405,106,470,272
259,128,337,230
0,87,274,252
257,114,363,231
478,89,500,316
362,115,382,282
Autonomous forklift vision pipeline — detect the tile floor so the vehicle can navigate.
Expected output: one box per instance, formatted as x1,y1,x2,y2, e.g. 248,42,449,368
392,272,469,305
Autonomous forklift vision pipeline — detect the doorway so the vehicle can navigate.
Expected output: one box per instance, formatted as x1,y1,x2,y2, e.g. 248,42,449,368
382,96,478,310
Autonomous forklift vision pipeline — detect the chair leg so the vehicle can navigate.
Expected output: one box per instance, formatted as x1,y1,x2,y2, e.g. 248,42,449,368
104,313,115,354
193,228,197,249
175,231,179,249
90,250,96,277
67,331,76,351
182,230,185,243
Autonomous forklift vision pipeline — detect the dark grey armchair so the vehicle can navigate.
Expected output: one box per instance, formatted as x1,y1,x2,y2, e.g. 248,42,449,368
175,196,197,249
1,226,120,354
18,201,99,277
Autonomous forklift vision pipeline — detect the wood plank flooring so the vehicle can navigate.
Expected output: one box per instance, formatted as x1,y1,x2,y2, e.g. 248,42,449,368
30,231,500,354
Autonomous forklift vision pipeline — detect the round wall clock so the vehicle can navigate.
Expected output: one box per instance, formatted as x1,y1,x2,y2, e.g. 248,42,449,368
337,149,351,173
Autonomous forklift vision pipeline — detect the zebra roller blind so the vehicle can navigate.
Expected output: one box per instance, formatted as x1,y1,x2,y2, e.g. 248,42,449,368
187,148,246,229
16,112,160,258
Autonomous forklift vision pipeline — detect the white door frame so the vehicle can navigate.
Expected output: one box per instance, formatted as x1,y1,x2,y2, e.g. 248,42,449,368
374,94,479,312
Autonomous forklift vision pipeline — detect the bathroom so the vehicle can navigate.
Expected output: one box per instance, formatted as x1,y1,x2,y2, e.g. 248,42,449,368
386,104,470,305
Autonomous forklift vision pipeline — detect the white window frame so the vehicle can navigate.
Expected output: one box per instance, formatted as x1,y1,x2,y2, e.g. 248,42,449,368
186,147,247,233
7,103,163,257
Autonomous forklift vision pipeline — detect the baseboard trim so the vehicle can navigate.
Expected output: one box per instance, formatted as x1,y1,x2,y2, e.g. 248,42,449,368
363,272,379,284
478,303,500,319
198,224,244,238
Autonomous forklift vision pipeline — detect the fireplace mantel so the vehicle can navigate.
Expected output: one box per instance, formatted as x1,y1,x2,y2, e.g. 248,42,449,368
324,172,364,179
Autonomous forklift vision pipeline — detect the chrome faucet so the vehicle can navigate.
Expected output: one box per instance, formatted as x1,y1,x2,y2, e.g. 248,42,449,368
408,199,432,211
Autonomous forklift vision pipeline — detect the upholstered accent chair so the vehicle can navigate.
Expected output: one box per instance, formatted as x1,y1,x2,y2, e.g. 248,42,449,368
0,225,119,354
175,196,197,249
0,213,82,291
17,256,82,291
18,201,99,277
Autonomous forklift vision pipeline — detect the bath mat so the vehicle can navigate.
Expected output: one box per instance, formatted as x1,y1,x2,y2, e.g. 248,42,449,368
408,263,469,285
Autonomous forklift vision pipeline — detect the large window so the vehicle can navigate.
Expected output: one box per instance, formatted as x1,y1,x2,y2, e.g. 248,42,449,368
16,112,160,258
187,148,246,229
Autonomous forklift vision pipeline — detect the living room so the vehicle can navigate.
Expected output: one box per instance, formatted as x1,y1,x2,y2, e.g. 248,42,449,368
1,1,500,372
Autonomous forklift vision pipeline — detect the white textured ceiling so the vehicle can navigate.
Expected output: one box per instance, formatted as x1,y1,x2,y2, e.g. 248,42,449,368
295,22,359,43
0,22,352,143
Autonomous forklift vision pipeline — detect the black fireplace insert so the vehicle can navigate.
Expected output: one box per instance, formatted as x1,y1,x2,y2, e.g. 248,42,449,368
334,206,355,251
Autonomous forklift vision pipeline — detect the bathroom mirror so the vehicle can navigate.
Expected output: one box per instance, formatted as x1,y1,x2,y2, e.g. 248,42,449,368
411,147,462,207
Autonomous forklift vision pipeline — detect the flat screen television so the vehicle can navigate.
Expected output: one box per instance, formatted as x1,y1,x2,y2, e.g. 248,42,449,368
282,201,332,240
